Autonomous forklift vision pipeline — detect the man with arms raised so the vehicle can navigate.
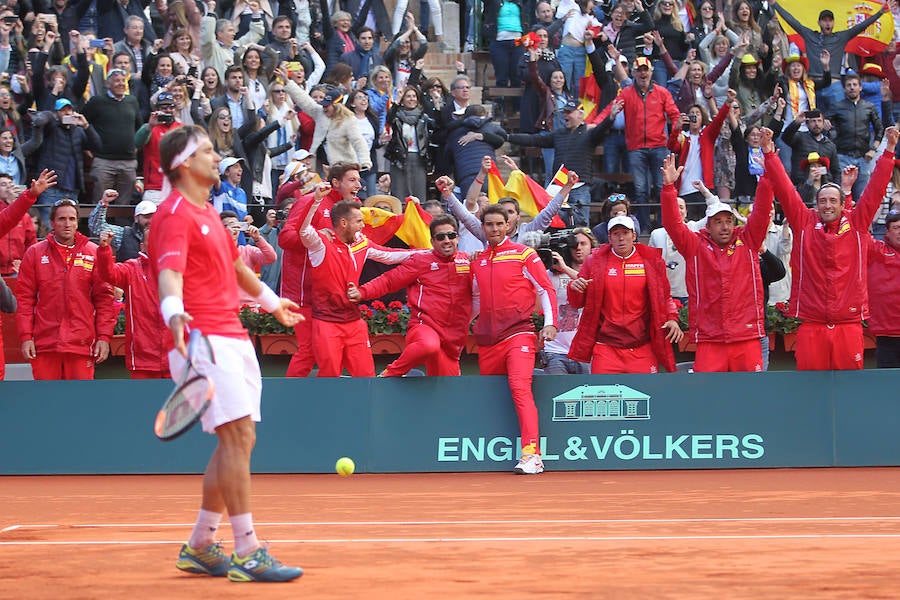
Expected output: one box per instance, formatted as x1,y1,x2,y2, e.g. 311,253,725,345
473,204,558,475
347,213,473,377
761,125,900,370
279,161,362,377
660,146,774,372
149,125,303,582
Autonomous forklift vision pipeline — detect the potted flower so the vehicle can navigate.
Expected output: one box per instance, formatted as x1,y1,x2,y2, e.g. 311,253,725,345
675,299,695,352
360,300,410,354
239,304,297,355
767,303,802,351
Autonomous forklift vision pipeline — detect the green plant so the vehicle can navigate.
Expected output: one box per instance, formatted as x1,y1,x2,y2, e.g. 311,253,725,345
767,303,802,334
239,304,295,335
113,310,126,335
359,300,409,335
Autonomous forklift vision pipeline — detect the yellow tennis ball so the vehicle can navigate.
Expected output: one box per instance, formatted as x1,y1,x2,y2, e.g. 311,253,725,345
335,457,355,476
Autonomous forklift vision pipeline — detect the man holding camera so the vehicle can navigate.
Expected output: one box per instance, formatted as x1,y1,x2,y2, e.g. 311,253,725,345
135,91,180,205
568,217,681,374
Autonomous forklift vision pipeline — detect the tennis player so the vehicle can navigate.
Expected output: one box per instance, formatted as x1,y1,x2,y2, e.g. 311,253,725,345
148,125,304,583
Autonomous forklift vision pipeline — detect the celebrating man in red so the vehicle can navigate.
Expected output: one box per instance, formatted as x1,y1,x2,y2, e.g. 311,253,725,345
347,213,473,376
149,125,303,582
867,211,900,368
96,228,170,379
567,216,682,373
17,189,117,380
473,204,558,475
279,161,362,377
298,185,419,377
660,148,774,372
762,125,900,370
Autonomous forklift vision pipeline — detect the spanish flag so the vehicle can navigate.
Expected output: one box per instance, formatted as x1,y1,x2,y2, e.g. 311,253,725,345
361,206,402,245
545,165,570,197
776,0,894,57
503,169,568,229
486,158,506,202
395,200,433,249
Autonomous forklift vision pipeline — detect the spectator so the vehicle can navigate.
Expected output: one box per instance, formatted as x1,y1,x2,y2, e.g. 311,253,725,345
283,80,372,171
109,51,151,121
212,157,252,228
775,52,831,167
167,27,200,77
201,3,265,80
759,248,787,370
667,100,730,218
433,74,472,177
96,0,156,45
83,68,143,210
348,214,473,376
169,78,209,127
297,194,416,377
339,26,382,80
729,52,776,121
0,128,26,186
762,125,900,370
0,172,37,276
366,64,394,133
325,11,357,70
781,108,841,185
606,0,654,65
698,31,739,107
112,15,151,75
258,199,294,293
88,192,156,262
221,210,277,304
16,196,116,380
609,56,680,229
762,204,792,306
95,228,170,379
648,194,704,305
652,0,693,86
828,73,884,201
568,215,681,373
278,162,363,377
376,171,392,195
556,0,600,90
393,0,443,45
347,89,380,199
867,211,900,368
200,65,225,99
444,104,506,194
795,152,833,206
532,1,565,49
667,47,737,114
591,193,641,244
134,90,181,204
239,44,278,110
266,15,301,66
0,89,25,147
471,203,557,475
20,98,101,225
540,226,595,374
517,30,562,137
482,0,526,89
661,150,773,372
212,64,258,132
383,15,428,92
507,96,605,226
31,33,85,112
266,82,308,185
384,86,433,202
728,0,764,62
730,104,784,205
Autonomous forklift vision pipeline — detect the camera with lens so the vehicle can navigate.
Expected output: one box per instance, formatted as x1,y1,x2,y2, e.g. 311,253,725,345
521,229,578,270
275,209,287,222
157,112,174,125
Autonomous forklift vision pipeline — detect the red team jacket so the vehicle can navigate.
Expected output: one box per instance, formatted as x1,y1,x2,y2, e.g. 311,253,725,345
96,245,170,372
358,249,473,358
594,82,681,151
0,190,38,275
471,238,558,347
16,233,116,355
278,189,339,304
764,150,894,324
867,237,900,337
661,179,773,344
567,244,678,372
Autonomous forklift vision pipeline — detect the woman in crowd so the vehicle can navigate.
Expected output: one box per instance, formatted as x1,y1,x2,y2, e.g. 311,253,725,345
383,16,429,91
0,87,24,143
208,106,247,162
142,51,175,97
652,0,693,85
367,65,394,133
384,85,432,201
517,28,561,135
525,45,573,182
347,89,380,198
169,79,208,127
0,127,26,185
482,0,526,89
421,76,449,121
167,28,199,77
200,66,224,99
730,97,785,205
690,0,720,47
241,44,278,110
729,51,776,120
556,0,599,90
729,0,766,60
266,81,303,185
591,194,641,244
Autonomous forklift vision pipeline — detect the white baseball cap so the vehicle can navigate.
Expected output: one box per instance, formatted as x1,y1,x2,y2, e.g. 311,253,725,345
218,156,244,175
705,201,735,219
134,200,157,217
292,149,312,161
607,215,635,232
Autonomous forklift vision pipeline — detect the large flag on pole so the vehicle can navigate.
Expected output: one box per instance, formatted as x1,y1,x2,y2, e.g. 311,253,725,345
776,0,895,57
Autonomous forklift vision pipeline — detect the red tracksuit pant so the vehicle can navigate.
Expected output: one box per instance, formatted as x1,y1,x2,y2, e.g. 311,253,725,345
591,342,658,374
286,306,315,377
694,339,763,372
478,333,539,452
312,318,375,377
795,322,864,370
383,324,461,376
31,352,94,380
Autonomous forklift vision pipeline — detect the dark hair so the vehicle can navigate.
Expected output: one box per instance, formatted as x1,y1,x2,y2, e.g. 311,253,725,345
429,214,458,236
498,197,520,212
331,199,362,225
111,51,132,66
398,85,422,106
224,65,244,80
0,171,12,181
324,62,352,86
886,211,900,227
50,198,77,220
481,204,508,223
805,109,822,119
464,104,486,118
357,26,375,38
220,210,239,221
329,161,361,185
159,124,208,183
272,15,292,28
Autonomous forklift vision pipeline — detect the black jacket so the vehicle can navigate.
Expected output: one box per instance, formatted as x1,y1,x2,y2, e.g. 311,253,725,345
781,120,842,184
828,97,884,158
21,112,102,192
508,121,607,180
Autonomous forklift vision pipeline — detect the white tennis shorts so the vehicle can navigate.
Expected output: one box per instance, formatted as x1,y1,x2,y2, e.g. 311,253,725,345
168,335,262,433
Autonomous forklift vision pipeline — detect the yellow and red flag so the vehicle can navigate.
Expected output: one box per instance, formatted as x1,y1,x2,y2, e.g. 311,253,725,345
361,206,402,245
486,158,506,202
503,169,568,229
776,0,895,57
395,200,433,249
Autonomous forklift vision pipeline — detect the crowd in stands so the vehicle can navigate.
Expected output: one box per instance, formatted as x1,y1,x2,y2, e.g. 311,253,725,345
0,0,899,386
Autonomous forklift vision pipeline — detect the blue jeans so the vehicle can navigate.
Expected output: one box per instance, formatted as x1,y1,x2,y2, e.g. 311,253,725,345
760,335,770,371
542,147,555,186
567,184,591,227
775,135,792,175
653,59,678,87
37,187,79,227
357,168,378,201
542,352,591,374
604,131,630,174
557,45,586,92
629,146,668,230
489,39,520,87
837,153,873,202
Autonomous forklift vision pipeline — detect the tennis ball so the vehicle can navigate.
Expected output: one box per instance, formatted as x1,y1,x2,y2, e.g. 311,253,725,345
335,457,355,476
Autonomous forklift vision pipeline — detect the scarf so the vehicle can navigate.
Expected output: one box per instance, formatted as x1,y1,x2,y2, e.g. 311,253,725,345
152,72,174,93
539,48,556,61
337,30,356,54
396,106,422,125
788,77,816,117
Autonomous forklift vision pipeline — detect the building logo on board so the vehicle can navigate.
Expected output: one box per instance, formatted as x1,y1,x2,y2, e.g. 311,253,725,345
552,384,650,422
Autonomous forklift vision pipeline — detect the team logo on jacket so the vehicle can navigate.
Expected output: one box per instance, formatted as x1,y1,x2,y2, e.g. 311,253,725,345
323,208,331,218
201,224,210,235
41,255,50,264
726,239,743,256
608,267,617,276
430,262,439,270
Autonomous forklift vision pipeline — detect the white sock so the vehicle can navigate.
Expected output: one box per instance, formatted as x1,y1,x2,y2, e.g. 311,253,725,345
230,513,259,557
188,509,222,549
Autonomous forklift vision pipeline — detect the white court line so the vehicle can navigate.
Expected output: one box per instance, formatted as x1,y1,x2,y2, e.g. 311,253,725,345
4,534,900,546
4,516,900,529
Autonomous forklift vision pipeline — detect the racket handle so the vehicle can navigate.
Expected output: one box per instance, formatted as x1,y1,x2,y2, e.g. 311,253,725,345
187,328,203,360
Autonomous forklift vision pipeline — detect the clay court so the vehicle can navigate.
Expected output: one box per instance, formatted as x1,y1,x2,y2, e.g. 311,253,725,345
3,468,900,599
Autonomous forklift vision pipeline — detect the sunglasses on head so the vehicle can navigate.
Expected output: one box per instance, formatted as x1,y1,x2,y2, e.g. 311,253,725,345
53,198,77,207
607,193,627,202
433,231,458,241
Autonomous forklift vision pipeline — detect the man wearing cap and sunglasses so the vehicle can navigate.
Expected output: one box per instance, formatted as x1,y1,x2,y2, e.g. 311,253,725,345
134,90,181,205
346,214,473,377
20,97,101,226
661,141,775,372
762,124,900,370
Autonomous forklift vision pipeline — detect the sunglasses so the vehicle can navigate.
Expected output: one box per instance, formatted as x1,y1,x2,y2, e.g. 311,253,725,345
272,88,285,93
217,114,231,120
53,198,77,207
433,231,458,241
607,193,627,202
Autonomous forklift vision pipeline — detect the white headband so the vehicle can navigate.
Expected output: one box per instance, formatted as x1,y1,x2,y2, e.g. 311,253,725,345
168,136,202,171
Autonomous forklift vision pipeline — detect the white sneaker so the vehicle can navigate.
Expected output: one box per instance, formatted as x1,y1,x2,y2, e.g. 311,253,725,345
514,454,545,475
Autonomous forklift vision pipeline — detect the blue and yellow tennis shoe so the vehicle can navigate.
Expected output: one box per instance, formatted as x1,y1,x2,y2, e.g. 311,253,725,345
176,542,231,576
227,546,303,582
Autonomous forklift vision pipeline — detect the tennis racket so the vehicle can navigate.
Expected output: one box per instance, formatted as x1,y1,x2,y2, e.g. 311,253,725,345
154,329,216,441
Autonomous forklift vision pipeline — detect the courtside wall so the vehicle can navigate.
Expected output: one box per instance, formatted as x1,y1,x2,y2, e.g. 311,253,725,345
1,371,898,474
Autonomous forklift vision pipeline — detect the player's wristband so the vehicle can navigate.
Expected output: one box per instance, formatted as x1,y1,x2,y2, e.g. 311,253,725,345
255,283,281,313
160,295,185,326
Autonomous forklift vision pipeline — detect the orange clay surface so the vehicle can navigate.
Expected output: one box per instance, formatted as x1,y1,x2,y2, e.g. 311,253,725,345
3,468,900,599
